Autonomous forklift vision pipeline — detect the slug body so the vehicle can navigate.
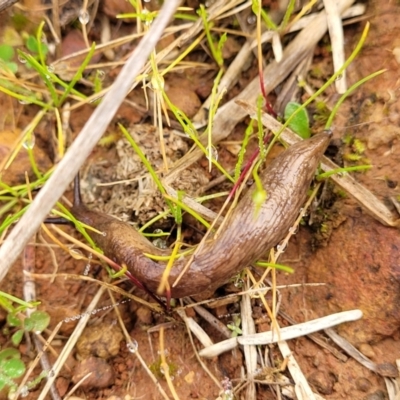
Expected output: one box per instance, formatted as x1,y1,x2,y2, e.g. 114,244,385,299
72,132,330,298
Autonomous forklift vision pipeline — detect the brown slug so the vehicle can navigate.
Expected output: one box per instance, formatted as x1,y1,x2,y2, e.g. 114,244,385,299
72,131,331,298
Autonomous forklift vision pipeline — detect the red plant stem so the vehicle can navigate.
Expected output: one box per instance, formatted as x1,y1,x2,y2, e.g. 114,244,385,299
228,133,273,201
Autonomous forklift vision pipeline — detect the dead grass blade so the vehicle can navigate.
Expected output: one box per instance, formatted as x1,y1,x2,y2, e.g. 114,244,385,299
0,0,182,283
199,310,363,358
37,287,105,400
166,0,356,180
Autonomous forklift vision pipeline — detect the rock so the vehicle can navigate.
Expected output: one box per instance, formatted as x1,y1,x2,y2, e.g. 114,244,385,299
367,124,399,150
356,377,372,392
165,84,201,118
72,357,115,389
135,306,153,326
308,370,335,395
76,322,123,359
102,0,133,19
55,377,70,397
358,343,375,359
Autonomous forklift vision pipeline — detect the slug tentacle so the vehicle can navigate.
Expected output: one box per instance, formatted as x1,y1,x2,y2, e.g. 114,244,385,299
72,131,331,298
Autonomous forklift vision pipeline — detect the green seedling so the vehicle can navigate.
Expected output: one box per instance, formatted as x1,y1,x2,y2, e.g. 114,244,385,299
284,101,310,139
280,0,296,30
0,291,40,314
197,4,227,68
313,100,331,125
6,310,50,346
234,121,254,182
24,34,48,66
0,290,50,395
227,315,242,337
0,44,17,73
0,348,26,393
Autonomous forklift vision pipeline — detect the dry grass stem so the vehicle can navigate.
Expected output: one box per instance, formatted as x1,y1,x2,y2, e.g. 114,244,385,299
324,328,398,377
37,287,105,400
0,0,182,282
166,0,356,183
176,307,223,391
14,322,62,400
279,310,348,363
199,310,363,358
240,282,258,399
277,340,320,400
176,308,213,348
24,270,162,312
323,0,347,93
184,298,232,338
159,326,180,400
63,373,93,400
20,237,61,400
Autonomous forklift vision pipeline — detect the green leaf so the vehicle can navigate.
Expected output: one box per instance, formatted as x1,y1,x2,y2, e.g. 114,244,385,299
11,329,24,346
24,311,50,333
0,45,14,61
25,35,48,57
0,296,14,313
2,358,25,378
5,62,18,74
284,101,310,139
6,313,22,328
26,35,39,53
0,348,20,362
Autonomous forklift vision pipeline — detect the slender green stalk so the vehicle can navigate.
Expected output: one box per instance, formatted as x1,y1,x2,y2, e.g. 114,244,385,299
325,69,386,129
58,42,96,106
317,165,372,180
255,261,294,273
265,22,371,155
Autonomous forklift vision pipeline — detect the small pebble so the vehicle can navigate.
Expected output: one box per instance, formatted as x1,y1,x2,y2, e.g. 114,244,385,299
55,377,70,397
358,343,375,358
76,322,123,359
72,357,115,389
356,377,372,392
308,371,335,395
136,306,153,325
185,307,196,318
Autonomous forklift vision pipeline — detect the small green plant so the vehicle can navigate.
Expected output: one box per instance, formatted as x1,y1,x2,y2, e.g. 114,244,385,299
0,290,50,346
24,33,49,67
6,310,50,346
0,44,17,73
313,100,331,125
342,135,370,164
284,101,311,139
0,291,50,395
227,315,242,337
0,348,26,393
